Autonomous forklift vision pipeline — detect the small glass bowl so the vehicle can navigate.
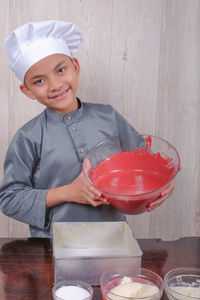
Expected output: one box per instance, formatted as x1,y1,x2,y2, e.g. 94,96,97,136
164,267,200,300
100,267,164,300
52,280,94,300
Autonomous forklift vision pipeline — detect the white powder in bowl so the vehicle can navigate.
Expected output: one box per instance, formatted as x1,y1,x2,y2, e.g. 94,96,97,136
55,285,91,300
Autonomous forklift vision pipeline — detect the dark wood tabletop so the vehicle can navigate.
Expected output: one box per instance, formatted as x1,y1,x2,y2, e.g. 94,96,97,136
0,236,199,299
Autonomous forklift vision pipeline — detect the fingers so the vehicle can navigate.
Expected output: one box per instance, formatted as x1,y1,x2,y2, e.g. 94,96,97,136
82,185,108,207
147,194,168,212
147,180,175,212
87,182,109,206
87,184,102,198
74,171,109,207
86,194,109,207
87,191,109,207
160,180,175,197
87,197,108,207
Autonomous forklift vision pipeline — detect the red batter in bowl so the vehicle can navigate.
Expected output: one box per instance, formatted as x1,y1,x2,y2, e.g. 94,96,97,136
83,134,180,214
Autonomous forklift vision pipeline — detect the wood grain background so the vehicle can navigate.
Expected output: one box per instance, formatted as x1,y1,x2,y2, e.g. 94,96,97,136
0,0,199,240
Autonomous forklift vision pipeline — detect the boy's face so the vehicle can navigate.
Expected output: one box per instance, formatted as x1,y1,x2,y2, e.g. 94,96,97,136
20,54,80,114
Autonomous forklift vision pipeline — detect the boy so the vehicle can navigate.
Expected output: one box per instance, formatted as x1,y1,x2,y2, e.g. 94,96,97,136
0,20,174,237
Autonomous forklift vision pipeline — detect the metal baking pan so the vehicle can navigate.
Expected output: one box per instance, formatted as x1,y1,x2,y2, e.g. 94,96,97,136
53,221,142,285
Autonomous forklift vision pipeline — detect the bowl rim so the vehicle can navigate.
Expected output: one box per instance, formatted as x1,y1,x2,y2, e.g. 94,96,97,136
83,133,181,199
52,279,93,300
100,267,164,300
164,267,200,299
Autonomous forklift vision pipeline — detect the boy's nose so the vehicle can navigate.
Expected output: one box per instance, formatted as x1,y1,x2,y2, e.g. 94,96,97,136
48,78,63,92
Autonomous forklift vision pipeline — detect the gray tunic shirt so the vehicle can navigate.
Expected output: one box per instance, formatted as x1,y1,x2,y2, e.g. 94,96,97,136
0,100,139,237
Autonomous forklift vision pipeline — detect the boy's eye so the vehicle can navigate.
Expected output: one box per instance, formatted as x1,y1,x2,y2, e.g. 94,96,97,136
58,67,65,74
34,79,45,85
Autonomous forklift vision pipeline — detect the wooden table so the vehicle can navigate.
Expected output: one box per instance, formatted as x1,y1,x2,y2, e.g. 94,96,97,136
0,237,199,299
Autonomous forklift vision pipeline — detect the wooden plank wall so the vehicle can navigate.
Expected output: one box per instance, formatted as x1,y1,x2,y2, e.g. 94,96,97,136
0,0,199,239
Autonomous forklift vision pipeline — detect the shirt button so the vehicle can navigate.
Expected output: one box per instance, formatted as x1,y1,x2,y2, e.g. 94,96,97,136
67,116,71,120
80,149,84,153
72,127,77,131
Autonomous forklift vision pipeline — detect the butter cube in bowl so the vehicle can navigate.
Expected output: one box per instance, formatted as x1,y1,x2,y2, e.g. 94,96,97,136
100,267,164,300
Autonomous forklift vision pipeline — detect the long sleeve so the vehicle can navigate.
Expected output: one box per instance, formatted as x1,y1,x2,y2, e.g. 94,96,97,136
113,108,145,149
0,123,49,230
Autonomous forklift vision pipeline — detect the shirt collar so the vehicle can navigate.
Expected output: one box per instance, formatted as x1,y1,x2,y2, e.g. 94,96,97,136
45,98,83,122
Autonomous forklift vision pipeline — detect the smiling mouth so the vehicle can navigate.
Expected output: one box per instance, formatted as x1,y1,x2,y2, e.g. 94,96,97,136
52,88,70,100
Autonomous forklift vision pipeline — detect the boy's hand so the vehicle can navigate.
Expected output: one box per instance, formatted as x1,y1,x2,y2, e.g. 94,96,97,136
69,172,109,207
147,180,175,212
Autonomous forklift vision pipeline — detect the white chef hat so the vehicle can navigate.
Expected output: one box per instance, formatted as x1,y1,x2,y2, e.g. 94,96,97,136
5,20,83,82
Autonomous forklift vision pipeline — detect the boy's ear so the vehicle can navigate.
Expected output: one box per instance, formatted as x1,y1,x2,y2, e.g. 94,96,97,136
19,84,36,100
72,57,80,75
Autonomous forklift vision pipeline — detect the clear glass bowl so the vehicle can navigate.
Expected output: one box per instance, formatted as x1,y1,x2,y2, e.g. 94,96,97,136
164,267,200,300
52,280,94,300
100,267,164,300
83,134,180,214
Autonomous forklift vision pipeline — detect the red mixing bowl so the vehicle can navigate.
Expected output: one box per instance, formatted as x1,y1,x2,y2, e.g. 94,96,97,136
83,134,180,214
